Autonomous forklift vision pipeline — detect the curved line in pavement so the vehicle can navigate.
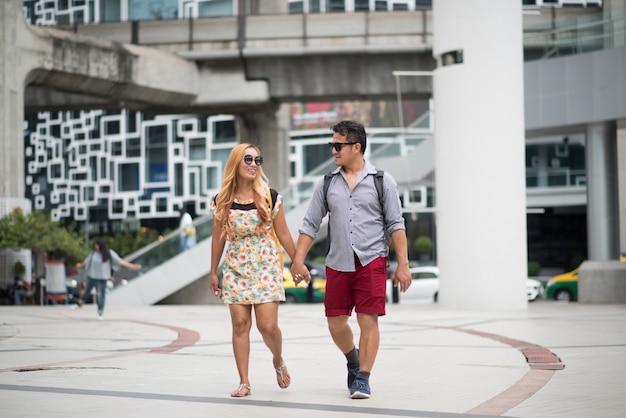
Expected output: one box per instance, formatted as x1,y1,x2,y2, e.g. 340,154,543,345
448,326,565,416
129,320,200,354
0,320,200,373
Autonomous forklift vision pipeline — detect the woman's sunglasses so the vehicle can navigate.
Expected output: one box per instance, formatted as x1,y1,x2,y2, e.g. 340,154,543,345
243,155,264,166
328,142,357,152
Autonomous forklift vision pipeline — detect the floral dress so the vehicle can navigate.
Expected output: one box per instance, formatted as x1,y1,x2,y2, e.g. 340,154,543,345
212,191,285,304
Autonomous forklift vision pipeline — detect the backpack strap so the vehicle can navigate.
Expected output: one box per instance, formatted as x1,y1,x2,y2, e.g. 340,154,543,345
269,188,278,211
322,172,335,214
323,170,385,214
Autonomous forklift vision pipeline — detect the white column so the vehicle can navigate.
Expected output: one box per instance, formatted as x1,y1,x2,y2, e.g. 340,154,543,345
0,2,26,199
586,122,619,260
433,0,527,309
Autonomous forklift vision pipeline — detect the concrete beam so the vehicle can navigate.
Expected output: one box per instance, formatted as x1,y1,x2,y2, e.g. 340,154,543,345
1,2,201,198
24,25,199,109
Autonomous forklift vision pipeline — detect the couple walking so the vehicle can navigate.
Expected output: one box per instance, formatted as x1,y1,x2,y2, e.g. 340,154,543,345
209,120,411,399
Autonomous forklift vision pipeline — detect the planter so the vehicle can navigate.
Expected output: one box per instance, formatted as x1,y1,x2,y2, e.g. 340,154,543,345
44,260,68,304
0,248,32,289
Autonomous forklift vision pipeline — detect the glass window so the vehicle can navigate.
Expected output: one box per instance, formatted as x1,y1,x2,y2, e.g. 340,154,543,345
415,0,432,7
128,0,178,21
174,163,184,196
100,0,121,22
213,119,236,143
197,0,234,18
211,148,232,172
375,1,388,11
189,137,206,160
355,0,370,11
119,163,139,191
327,0,346,12
206,166,219,190
289,1,304,13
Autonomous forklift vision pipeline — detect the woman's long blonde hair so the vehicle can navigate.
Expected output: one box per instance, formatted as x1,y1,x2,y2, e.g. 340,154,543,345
213,143,271,240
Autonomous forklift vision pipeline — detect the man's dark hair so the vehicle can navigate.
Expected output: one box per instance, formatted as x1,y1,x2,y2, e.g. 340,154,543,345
331,120,367,153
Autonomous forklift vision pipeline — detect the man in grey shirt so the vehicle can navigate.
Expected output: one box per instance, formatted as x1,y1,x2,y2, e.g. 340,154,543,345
291,120,411,399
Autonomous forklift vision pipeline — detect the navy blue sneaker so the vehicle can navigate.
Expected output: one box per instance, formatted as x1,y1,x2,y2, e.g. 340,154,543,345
350,376,371,399
347,349,359,389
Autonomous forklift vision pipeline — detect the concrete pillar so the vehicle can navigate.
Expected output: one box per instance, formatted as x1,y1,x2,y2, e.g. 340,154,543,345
586,122,620,260
618,119,626,259
433,0,527,309
0,2,28,199
236,104,291,193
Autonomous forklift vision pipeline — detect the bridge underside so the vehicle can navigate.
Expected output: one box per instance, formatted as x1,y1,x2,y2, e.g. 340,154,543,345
24,51,435,115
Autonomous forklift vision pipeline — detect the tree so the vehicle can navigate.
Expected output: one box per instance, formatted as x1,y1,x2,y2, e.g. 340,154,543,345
0,209,87,266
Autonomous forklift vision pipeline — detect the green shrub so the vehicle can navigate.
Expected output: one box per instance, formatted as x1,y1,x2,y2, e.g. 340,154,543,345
13,260,26,278
414,235,433,256
527,261,541,277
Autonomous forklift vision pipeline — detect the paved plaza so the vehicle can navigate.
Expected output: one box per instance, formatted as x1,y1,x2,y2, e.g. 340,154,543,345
1,301,625,417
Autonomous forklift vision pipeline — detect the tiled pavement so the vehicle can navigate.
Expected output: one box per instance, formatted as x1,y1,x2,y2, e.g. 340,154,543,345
1,301,625,418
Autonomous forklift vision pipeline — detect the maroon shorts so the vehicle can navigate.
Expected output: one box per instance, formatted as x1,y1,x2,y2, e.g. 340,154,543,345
324,255,387,317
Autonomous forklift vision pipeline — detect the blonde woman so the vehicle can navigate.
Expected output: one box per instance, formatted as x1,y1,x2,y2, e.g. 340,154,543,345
210,143,308,397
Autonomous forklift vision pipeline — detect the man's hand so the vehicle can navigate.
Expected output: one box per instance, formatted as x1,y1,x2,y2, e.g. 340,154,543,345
290,261,311,286
393,264,412,293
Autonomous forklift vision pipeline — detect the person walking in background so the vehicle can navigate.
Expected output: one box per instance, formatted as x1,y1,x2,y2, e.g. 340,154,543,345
74,238,141,319
209,143,307,398
290,120,411,399
179,206,196,252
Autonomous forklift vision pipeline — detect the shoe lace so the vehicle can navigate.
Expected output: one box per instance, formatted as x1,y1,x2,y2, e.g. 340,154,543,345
354,377,369,390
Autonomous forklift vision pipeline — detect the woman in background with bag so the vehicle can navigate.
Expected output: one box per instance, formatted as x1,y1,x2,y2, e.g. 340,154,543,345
210,143,308,397
74,238,141,319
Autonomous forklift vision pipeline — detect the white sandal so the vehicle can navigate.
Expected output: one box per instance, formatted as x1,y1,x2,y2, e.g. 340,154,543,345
274,363,291,389
230,383,251,397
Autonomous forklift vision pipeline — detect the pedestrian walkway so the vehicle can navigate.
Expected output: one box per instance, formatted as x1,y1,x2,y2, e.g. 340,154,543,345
1,301,625,418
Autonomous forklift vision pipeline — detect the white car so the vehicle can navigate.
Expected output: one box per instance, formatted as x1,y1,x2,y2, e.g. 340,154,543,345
387,266,440,303
387,266,544,303
526,277,544,302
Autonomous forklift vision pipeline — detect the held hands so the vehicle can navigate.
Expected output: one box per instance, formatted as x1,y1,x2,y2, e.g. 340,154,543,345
290,261,311,286
393,264,412,293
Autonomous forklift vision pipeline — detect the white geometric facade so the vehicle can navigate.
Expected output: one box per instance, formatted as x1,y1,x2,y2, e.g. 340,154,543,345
24,110,237,228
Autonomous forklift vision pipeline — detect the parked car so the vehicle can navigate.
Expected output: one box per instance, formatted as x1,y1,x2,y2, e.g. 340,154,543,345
526,277,544,302
282,261,326,303
387,266,439,303
387,266,545,303
545,268,578,301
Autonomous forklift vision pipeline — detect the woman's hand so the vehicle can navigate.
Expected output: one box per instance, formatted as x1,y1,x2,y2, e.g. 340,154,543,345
290,262,311,286
210,273,221,297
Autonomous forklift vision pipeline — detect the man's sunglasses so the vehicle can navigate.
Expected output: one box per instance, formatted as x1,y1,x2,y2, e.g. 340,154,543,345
243,155,263,166
328,142,357,152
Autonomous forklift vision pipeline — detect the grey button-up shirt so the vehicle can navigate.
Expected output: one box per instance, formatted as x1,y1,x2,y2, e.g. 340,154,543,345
299,160,405,272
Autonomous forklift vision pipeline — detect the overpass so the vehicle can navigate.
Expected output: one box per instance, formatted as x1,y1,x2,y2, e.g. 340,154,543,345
3,4,605,196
